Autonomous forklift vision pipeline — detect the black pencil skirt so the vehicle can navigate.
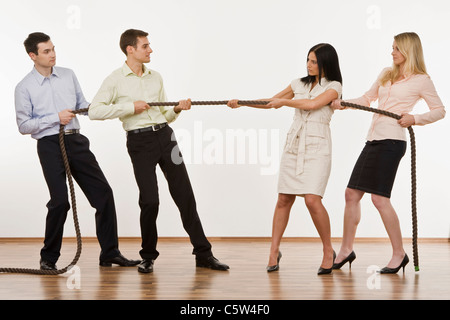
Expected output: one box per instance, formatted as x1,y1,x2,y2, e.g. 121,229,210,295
347,139,407,198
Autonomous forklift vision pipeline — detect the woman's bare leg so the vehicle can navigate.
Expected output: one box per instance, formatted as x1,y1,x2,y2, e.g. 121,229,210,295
268,193,296,266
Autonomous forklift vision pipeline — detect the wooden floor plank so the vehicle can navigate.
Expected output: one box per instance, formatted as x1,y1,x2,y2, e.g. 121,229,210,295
0,238,449,300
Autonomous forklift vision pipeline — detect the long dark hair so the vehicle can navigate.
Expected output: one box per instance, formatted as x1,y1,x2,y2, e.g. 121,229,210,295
301,43,342,85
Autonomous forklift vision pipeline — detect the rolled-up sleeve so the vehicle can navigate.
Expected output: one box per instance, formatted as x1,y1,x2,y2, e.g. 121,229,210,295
326,81,342,99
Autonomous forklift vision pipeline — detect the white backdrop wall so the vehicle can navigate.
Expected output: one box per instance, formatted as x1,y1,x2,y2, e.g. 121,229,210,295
0,0,449,239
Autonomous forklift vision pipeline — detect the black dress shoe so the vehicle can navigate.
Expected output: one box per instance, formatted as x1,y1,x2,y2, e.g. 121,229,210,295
137,259,154,273
99,253,141,267
196,256,229,271
40,259,57,271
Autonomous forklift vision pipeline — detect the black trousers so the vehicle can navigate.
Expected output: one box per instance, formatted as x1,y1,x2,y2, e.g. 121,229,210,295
37,133,120,263
126,125,212,260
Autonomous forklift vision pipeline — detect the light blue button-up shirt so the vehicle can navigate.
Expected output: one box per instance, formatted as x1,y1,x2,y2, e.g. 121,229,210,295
15,66,90,140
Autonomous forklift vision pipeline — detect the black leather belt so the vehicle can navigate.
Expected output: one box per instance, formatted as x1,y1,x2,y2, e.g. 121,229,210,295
64,129,80,135
127,123,168,135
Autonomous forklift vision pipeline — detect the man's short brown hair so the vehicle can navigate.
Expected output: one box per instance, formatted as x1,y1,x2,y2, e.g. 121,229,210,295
120,29,149,55
24,32,51,55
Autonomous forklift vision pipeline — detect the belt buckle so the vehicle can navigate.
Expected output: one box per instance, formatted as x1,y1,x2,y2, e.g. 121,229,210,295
154,123,166,131
64,129,78,135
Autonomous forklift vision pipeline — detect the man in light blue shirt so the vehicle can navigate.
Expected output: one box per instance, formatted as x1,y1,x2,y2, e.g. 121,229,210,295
15,65,88,139
14,32,140,270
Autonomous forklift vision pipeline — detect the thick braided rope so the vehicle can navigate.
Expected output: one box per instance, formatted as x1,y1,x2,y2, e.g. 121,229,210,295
84,100,420,271
0,103,250,275
146,100,271,107
1,100,419,274
341,101,419,271
0,124,83,275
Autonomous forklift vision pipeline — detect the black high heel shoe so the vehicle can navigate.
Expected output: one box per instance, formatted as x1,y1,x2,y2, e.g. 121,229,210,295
317,251,336,275
266,251,282,272
332,251,356,270
379,254,409,274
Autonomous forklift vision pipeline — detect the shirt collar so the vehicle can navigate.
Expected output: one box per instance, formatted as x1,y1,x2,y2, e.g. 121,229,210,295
122,62,152,77
393,74,413,84
317,77,330,87
309,77,330,91
31,66,59,86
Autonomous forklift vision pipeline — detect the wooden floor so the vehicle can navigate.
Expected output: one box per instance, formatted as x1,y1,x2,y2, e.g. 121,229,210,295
0,237,449,301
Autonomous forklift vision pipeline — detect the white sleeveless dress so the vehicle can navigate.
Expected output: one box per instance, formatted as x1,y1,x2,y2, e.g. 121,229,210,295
277,78,342,197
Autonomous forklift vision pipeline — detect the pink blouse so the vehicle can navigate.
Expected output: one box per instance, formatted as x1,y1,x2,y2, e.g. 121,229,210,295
348,68,446,141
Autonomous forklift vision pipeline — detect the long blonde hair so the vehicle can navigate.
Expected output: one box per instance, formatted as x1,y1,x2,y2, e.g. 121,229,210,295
379,32,428,86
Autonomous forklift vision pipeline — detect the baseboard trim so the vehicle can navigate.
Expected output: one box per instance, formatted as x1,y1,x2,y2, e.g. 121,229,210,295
0,236,448,243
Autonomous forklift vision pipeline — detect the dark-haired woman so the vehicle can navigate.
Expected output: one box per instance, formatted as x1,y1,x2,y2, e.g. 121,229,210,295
228,43,343,274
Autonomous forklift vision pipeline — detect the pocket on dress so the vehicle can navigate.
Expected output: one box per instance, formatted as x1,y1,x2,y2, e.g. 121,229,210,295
305,124,329,155
305,134,323,154
284,124,301,154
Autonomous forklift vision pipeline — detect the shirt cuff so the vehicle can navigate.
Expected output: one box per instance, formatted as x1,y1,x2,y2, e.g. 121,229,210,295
165,107,180,123
50,113,61,126
413,107,446,126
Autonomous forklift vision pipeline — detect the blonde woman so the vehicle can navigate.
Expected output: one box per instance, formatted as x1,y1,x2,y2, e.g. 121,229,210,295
331,32,445,273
